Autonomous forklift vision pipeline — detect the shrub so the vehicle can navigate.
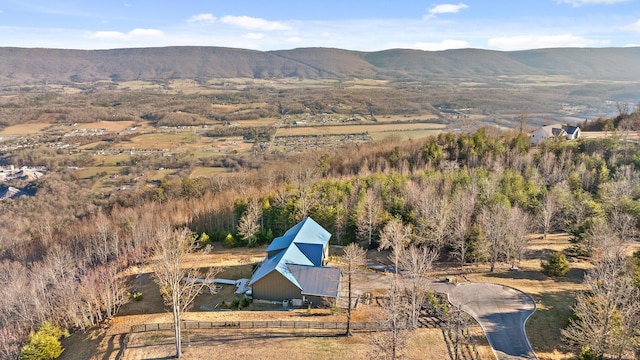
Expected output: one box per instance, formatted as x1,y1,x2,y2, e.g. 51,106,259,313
132,292,143,301
240,296,251,309
231,298,240,310
541,251,570,277
19,321,69,360
223,233,237,248
198,232,211,247
577,346,597,360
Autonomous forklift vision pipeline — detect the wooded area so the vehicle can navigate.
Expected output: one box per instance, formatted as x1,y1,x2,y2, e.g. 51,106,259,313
1,110,640,357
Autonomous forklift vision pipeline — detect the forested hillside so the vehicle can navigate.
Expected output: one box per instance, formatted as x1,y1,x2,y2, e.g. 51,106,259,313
1,120,640,357
2,46,640,84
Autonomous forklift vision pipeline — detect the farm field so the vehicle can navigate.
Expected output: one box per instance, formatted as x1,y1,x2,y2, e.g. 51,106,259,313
276,122,445,137
0,122,52,135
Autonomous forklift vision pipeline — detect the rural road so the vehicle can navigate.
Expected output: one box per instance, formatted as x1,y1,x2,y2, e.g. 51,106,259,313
430,282,537,360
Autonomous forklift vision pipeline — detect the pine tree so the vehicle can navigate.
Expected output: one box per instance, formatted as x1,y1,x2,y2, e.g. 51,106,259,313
19,321,68,360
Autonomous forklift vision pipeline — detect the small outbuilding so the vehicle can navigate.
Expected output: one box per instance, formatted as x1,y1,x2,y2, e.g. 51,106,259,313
248,217,340,305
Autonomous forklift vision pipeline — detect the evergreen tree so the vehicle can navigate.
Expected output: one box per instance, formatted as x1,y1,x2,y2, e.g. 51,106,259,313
19,321,68,360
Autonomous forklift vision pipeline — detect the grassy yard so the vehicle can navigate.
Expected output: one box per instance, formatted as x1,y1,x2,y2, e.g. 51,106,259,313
120,328,462,360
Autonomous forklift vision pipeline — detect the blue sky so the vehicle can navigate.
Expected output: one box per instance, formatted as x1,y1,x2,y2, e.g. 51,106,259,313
0,0,639,51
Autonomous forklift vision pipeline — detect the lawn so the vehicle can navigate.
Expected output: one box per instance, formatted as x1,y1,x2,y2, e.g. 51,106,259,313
120,328,460,360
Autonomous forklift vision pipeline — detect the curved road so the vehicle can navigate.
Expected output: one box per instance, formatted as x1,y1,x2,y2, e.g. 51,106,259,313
431,282,537,360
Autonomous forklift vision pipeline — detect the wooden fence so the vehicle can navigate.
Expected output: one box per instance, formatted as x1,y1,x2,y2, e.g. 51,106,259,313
130,320,383,333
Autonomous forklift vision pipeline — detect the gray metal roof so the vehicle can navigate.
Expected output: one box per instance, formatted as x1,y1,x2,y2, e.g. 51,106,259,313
287,264,340,298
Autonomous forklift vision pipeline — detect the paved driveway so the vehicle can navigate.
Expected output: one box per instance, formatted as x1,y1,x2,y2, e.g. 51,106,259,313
431,282,537,360
354,260,538,359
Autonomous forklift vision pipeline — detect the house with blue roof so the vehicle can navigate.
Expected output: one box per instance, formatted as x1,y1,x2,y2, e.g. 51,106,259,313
248,217,341,305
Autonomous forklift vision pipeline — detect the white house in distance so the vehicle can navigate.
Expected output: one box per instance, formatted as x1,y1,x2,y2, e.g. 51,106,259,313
248,217,340,306
530,124,581,145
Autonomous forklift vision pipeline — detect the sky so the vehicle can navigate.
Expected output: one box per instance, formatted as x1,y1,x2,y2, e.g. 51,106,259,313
0,0,639,51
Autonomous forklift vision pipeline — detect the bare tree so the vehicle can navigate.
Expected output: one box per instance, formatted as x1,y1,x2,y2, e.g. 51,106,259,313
289,163,319,221
562,252,640,359
378,218,412,276
371,276,408,360
237,198,263,247
517,110,529,134
445,305,474,360
477,202,510,272
152,227,221,358
341,243,367,336
538,192,558,239
450,189,476,266
356,187,384,247
399,245,438,328
504,206,530,269
407,181,452,249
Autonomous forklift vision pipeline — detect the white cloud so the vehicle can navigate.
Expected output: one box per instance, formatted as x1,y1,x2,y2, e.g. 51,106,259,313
87,28,164,41
187,13,216,24
557,0,628,6
286,37,303,43
623,19,640,32
488,34,601,50
414,39,469,51
220,15,290,31
429,3,469,15
244,33,264,40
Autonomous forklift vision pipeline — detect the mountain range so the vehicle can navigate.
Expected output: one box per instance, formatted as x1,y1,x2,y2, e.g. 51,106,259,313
1,46,640,84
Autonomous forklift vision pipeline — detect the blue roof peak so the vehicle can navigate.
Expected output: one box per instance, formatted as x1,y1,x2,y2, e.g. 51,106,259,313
249,217,331,287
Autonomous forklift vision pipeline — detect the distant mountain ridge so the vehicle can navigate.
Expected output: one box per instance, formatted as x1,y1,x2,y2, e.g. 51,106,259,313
1,46,639,84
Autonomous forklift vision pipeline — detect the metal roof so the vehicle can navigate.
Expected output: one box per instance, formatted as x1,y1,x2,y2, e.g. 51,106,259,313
249,217,332,291
287,264,340,298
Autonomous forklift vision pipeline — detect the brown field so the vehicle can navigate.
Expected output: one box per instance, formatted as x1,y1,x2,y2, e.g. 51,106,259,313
0,122,52,135
277,123,445,137
370,129,442,141
582,131,640,140
69,121,138,132
189,166,229,178
374,114,440,122
75,166,126,179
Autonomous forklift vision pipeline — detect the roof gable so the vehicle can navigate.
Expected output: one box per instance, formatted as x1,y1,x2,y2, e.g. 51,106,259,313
295,243,323,266
249,217,331,288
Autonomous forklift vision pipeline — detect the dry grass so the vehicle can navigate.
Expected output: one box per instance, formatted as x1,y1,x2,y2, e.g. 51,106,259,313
277,123,445,137
119,327,474,360
0,122,52,135
370,129,442,141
